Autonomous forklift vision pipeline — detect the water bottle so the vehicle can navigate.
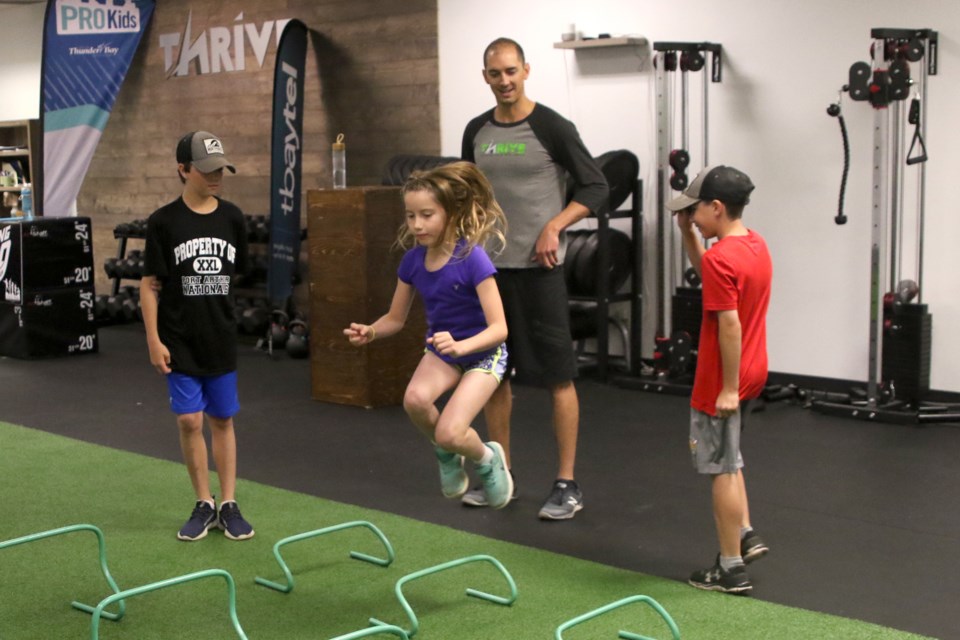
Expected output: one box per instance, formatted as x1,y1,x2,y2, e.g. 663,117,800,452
20,183,33,220
332,133,346,189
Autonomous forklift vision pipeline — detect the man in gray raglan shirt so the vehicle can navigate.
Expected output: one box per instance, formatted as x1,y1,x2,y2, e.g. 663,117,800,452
461,37,609,519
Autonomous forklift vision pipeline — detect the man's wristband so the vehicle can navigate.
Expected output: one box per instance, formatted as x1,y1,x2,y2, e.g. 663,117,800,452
368,325,376,342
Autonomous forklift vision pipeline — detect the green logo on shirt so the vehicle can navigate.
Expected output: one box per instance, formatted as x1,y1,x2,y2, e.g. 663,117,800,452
480,141,526,155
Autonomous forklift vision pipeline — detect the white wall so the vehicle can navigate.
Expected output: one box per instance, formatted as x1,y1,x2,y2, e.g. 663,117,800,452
439,0,960,392
0,3,45,121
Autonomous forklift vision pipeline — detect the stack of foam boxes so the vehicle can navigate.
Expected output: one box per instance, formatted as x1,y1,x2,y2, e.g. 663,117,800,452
0,217,98,358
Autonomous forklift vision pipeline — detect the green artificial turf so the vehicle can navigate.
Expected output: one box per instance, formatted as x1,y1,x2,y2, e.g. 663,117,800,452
0,421,933,640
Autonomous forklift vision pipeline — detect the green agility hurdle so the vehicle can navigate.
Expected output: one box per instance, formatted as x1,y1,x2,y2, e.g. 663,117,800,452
555,595,681,640
368,554,518,638
255,520,395,594
89,568,247,640
0,524,126,623
329,624,410,639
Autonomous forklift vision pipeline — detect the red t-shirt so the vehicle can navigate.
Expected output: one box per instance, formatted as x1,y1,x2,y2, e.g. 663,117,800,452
691,230,772,416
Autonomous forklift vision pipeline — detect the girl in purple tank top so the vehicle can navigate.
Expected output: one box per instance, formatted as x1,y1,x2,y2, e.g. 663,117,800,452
343,162,515,509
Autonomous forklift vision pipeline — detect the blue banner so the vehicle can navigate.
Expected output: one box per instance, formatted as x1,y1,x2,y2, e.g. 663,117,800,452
41,0,154,217
268,19,307,305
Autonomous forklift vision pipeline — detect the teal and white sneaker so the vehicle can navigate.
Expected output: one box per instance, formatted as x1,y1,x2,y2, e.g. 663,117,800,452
475,442,513,509
436,446,469,498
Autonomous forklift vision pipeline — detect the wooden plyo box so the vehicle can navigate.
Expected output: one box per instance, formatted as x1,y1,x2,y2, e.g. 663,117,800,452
306,187,425,408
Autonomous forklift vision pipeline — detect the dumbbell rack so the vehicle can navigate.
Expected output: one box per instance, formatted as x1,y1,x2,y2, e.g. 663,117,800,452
100,221,146,324
108,222,144,295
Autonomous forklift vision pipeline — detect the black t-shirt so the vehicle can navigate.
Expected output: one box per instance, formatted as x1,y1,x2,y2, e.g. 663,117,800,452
143,197,249,376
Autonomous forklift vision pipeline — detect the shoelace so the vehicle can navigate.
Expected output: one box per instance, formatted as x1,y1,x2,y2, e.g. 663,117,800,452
546,484,567,505
190,503,213,519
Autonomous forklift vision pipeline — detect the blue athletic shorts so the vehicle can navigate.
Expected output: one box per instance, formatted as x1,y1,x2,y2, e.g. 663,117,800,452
166,371,240,418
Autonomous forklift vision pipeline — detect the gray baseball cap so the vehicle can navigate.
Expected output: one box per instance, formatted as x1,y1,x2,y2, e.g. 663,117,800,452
666,165,754,211
176,131,236,174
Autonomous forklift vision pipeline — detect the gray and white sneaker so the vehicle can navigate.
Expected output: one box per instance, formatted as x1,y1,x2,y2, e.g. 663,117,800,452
537,479,583,520
461,471,518,507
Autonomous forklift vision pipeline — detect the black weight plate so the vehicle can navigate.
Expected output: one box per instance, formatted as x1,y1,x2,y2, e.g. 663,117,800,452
563,230,590,293
575,229,633,297
595,150,640,212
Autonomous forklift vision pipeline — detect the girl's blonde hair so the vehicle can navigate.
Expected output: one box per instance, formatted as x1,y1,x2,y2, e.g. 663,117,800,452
398,161,507,256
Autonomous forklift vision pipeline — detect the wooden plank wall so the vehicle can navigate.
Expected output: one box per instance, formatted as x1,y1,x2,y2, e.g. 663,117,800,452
79,0,440,307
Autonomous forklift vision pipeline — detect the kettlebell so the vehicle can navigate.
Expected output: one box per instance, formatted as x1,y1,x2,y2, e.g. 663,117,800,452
286,319,310,358
270,310,290,347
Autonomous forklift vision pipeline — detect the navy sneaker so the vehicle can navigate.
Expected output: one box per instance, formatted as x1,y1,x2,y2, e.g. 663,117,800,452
688,555,752,594
177,499,217,541
218,501,255,540
537,479,583,520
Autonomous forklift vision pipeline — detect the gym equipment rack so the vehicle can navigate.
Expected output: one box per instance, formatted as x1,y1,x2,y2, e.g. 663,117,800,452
812,28,959,425
615,41,722,395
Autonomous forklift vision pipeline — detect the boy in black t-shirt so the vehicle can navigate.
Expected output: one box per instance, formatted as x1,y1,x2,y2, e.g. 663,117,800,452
140,131,253,541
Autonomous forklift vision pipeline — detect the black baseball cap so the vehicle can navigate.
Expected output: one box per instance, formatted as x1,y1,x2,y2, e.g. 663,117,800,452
176,131,236,174
666,165,754,211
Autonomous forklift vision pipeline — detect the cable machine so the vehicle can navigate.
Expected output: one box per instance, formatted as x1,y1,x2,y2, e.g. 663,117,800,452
616,41,721,394
811,27,959,424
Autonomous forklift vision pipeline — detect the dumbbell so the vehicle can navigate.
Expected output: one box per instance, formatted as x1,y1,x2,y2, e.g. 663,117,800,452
104,257,120,279
95,294,110,321
106,291,130,320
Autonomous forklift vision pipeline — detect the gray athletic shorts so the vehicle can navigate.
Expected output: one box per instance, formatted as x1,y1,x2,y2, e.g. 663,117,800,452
689,400,755,475
457,343,509,384
495,267,577,387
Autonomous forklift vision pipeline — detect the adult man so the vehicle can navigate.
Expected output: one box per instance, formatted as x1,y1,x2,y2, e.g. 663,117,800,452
668,165,772,592
461,37,609,519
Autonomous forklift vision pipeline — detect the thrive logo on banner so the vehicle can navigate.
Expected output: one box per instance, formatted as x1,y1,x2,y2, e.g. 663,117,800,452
56,0,141,35
42,0,155,218
268,19,307,306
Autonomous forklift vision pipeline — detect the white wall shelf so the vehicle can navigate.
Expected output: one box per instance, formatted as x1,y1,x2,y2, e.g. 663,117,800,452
553,37,647,50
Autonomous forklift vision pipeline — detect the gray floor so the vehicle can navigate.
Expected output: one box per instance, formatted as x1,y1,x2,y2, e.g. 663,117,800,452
1,324,958,639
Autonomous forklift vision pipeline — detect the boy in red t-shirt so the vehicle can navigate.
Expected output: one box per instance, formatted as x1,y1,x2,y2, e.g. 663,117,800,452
667,165,772,594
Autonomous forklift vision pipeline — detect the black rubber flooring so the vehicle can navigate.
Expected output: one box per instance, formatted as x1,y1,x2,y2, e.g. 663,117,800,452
1,324,958,639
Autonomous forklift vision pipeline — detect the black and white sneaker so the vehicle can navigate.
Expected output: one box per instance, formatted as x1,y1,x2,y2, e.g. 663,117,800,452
741,530,769,564
537,479,583,520
218,501,255,540
688,555,752,594
177,499,217,541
